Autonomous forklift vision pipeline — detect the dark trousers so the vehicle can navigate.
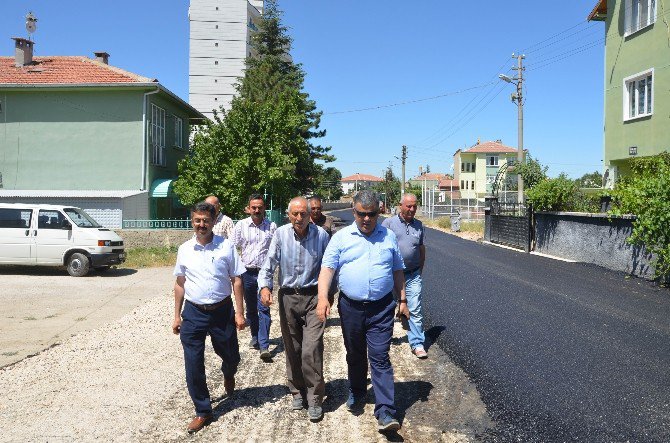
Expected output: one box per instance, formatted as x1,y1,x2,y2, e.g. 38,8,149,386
180,300,240,415
338,292,396,418
242,270,271,349
278,289,326,407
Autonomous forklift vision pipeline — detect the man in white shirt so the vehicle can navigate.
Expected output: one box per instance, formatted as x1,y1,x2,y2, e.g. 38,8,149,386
172,201,246,434
205,195,234,239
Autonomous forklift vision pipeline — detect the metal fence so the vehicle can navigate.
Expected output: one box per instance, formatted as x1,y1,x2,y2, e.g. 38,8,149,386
122,209,283,230
420,189,485,221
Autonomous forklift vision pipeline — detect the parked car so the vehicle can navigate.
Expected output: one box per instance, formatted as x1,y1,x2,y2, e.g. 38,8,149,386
0,203,125,276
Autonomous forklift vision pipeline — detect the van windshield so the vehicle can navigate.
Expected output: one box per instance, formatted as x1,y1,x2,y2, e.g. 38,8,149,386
63,208,102,228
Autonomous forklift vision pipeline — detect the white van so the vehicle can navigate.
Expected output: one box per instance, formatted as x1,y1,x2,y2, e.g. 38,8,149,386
0,203,125,276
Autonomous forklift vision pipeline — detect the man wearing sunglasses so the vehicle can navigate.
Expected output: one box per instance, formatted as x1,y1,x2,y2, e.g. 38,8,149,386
382,193,427,359
316,190,409,432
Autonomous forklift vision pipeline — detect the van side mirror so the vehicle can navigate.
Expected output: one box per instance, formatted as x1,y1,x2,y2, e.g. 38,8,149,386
62,220,72,230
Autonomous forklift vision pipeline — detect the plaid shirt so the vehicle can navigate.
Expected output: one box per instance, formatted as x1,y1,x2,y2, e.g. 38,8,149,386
232,217,277,268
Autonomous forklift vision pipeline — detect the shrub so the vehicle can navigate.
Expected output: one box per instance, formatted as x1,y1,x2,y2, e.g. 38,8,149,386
526,174,602,212
610,152,670,281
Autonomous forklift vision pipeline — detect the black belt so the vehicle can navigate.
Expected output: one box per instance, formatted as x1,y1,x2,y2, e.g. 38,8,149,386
340,291,393,305
280,285,318,296
187,297,231,311
245,267,260,273
404,266,421,274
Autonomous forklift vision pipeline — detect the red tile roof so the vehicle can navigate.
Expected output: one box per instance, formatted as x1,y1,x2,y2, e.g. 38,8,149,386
341,173,383,182
438,178,460,189
463,140,517,154
0,56,155,85
411,173,450,181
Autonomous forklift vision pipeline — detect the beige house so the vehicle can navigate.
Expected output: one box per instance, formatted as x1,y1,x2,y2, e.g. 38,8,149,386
453,140,522,201
340,173,383,195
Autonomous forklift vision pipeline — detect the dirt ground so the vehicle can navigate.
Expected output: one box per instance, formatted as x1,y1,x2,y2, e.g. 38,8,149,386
0,267,492,442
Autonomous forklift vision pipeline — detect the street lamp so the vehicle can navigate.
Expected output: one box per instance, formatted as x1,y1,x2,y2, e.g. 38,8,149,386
499,54,525,204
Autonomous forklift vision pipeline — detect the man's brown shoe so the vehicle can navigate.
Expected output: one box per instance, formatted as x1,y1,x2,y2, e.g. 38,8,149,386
224,377,235,396
187,415,212,434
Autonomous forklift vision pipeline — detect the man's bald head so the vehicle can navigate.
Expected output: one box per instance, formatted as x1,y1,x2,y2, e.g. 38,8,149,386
204,195,221,216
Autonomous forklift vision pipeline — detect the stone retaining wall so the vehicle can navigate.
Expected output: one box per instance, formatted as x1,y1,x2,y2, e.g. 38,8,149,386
534,212,655,279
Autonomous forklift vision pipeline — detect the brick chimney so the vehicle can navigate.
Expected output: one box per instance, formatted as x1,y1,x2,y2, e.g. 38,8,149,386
12,38,34,67
94,51,110,64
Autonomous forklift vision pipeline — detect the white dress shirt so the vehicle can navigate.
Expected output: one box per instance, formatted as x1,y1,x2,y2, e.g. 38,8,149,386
232,217,277,269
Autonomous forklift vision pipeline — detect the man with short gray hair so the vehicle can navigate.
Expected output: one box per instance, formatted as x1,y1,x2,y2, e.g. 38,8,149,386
382,193,427,358
258,197,330,421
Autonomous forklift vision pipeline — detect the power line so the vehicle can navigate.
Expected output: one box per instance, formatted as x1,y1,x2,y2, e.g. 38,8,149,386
323,82,496,115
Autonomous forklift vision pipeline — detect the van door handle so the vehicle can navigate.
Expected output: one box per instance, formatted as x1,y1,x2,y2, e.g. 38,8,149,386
25,230,29,236
33,230,37,236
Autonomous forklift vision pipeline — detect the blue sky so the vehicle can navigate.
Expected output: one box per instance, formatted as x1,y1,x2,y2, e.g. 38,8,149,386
2,1,605,180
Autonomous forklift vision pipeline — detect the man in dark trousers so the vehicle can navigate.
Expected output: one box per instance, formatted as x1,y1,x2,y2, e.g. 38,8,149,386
316,190,409,432
258,197,330,422
172,201,247,434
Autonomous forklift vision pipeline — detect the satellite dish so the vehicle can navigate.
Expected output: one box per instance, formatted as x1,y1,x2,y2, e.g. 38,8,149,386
25,12,37,34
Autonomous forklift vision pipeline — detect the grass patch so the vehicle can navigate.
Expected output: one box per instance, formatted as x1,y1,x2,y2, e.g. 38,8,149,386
44,314,58,319
75,317,86,322
1,351,19,357
122,246,178,269
23,316,37,321
427,217,485,235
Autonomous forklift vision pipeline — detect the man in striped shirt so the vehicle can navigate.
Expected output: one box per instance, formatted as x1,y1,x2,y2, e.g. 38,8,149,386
232,194,277,359
258,197,330,422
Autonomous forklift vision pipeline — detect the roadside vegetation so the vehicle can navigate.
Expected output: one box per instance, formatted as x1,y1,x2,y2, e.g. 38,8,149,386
610,152,670,281
424,217,484,237
121,246,178,269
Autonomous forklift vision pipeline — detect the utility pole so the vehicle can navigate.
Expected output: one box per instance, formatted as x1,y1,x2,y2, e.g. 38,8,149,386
512,53,525,204
400,145,407,196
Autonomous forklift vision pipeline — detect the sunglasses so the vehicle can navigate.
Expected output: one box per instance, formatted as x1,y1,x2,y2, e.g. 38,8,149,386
354,209,379,218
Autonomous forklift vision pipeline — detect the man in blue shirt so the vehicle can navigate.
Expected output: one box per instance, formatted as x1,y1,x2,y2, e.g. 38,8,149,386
258,197,330,422
382,193,427,359
316,190,409,432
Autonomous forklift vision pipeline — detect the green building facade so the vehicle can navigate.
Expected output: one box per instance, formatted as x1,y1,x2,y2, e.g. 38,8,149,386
590,0,669,182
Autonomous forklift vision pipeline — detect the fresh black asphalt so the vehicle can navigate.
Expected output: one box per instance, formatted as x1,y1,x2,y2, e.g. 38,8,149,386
330,209,670,442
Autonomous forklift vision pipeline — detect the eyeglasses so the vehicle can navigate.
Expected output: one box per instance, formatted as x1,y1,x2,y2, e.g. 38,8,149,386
354,209,379,218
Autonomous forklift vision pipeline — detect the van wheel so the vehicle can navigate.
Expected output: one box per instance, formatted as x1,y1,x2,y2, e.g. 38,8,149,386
67,253,90,277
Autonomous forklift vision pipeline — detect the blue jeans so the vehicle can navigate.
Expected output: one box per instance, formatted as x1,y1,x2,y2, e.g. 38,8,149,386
242,270,271,350
180,300,240,415
338,292,396,418
404,269,425,350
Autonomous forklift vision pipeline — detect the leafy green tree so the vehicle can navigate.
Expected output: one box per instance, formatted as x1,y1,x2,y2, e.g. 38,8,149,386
174,95,310,217
312,166,343,201
372,166,401,208
575,171,603,188
610,152,670,281
509,155,548,191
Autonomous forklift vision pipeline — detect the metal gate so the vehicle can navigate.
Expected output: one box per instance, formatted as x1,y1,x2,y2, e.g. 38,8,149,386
486,200,531,252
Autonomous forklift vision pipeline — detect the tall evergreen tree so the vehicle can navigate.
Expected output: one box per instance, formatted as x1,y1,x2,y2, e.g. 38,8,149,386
237,0,334,193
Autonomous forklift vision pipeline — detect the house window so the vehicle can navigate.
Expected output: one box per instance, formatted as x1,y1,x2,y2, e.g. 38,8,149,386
487,155,499,166
625,0,656,35
461,163,464,172
471,180,475,190
174,116,183,149
472,163,476,172
466,163,471,172
624,69,653,120
460,180,464,189
150,104,166,167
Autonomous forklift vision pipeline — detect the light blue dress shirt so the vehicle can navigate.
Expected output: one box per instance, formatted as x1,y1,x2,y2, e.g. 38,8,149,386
321,222,405,301
258,223,330,290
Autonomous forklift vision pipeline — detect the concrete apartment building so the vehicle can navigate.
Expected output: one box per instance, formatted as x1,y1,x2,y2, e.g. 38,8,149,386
189,0,264,118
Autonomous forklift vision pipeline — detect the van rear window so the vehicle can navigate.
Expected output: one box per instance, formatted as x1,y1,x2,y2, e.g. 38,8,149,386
0,209,32,229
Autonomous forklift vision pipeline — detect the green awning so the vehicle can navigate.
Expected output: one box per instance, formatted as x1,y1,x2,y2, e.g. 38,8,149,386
150,178,175,198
